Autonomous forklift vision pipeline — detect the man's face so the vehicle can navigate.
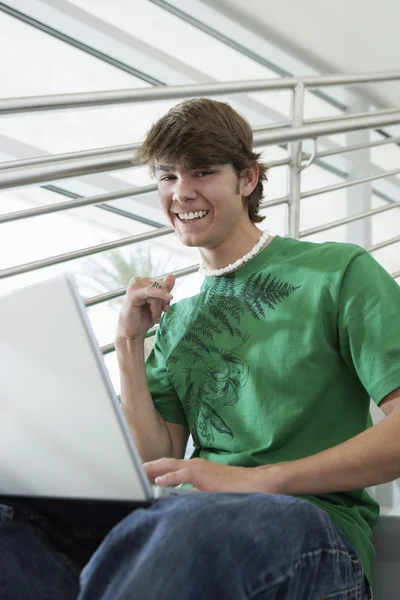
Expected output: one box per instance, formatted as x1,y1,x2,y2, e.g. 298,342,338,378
155,162,254,249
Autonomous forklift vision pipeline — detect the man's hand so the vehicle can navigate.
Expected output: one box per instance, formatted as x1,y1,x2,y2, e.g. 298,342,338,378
143,457,285,494
116,274,175,343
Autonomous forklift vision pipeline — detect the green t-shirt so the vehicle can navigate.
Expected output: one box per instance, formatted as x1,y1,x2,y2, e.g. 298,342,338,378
146,234,400,583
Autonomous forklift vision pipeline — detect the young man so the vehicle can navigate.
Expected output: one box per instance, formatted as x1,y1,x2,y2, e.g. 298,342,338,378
1,98,400,599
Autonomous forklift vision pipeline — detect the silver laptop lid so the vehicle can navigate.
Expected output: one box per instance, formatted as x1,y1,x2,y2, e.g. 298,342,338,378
0,273,153,503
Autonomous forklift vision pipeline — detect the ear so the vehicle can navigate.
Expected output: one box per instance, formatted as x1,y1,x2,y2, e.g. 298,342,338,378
239,165,259,197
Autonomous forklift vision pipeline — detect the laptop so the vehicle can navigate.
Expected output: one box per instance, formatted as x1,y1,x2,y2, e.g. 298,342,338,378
0,272,188,505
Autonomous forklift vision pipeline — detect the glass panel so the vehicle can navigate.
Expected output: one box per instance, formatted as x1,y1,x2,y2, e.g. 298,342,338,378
0,11,146,97
67,0,277,82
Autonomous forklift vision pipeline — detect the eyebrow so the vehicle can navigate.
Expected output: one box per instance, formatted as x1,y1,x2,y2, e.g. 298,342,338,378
155,164,177,172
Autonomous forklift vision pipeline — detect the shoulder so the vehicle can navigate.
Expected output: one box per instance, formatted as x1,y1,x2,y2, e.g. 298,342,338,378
280,236,366,266
271,237,368,287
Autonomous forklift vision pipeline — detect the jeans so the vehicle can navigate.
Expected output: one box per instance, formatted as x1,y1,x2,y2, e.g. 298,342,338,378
0,493,370,600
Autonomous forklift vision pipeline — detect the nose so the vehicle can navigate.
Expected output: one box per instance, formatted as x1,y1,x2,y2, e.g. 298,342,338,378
172,176,197,203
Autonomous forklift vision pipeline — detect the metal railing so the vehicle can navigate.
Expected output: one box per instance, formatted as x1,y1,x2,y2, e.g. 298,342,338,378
1,69,400,356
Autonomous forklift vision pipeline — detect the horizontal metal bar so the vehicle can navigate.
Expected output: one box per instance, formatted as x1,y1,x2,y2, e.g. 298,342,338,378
367,235,400,253
392,270,400,279
0,184,156,224
0,80,296,117
3,110,400,191
2,108,396,176
312,107,399,125
300,201,400,237
315,135,400,161
252,121,290,132
253,111,400,147
265,157,290,168
0,149,136,190
85,265,200,307
0,143,140,172
101,343,116,356
0,185,286,229
2,70,400,116
101,326,157,356
2,121,286,175
3,120,397,186
259,195,289,209
301,167,400,200
0,227,174,280
268,133,400,173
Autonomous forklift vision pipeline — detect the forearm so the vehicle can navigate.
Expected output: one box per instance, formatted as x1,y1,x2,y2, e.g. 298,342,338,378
261,406,400,496
116,337,173,462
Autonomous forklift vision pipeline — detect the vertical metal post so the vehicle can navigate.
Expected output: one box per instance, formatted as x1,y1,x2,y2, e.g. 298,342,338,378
288,83,305,239
345,98,372,248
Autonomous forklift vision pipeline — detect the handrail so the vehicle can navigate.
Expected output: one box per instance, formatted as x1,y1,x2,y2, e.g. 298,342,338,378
0,143,141,171
0,149,136,190
2,132,400,227
1,65,399,362
0,227,174,280
1,70,400,115
0,122,287,174
367,235,400,253
2,110,398,175
301,168,400,199
85,265,200,307
2,109,400,190
252,111,400,145
0,195,288,280
0,184,157,223
300,201,400,238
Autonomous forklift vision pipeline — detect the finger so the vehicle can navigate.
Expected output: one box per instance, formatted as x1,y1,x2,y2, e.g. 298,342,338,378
132,287,173,304
154,468,191,487
162,301,171,313
147,298,162,324
143,458,182,479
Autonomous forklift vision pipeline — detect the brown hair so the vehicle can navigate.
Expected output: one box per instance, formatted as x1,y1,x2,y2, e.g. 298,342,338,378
136,98,268,223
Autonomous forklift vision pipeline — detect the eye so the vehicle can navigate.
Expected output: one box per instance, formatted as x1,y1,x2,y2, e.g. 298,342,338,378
159,175,177,182
196,170,214,178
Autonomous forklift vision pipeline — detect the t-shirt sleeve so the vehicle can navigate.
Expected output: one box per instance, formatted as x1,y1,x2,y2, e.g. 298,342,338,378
145,331,188,426
337,250,400,405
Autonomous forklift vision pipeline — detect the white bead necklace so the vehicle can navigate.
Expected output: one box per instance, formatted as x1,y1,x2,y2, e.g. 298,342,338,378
199,229,270,277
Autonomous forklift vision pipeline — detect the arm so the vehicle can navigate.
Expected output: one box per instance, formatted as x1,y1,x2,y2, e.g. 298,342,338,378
117,337,189,463
116,274,189,463
257,386,400,495
144,388,400,492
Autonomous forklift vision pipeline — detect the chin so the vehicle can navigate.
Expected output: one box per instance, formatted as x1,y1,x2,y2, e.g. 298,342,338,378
176,234,202,248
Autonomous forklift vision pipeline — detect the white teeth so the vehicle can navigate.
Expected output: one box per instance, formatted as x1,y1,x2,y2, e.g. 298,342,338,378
177,210,208,221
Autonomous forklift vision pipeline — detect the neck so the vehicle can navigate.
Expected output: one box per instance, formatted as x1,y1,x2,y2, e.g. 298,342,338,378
199,224,265,271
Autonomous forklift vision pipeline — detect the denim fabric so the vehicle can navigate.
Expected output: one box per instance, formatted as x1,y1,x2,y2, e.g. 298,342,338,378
0,493,371,600
0,504,80,600
79,493,368,600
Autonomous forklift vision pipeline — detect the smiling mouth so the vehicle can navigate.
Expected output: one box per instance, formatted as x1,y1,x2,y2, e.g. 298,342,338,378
175,210,209,223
